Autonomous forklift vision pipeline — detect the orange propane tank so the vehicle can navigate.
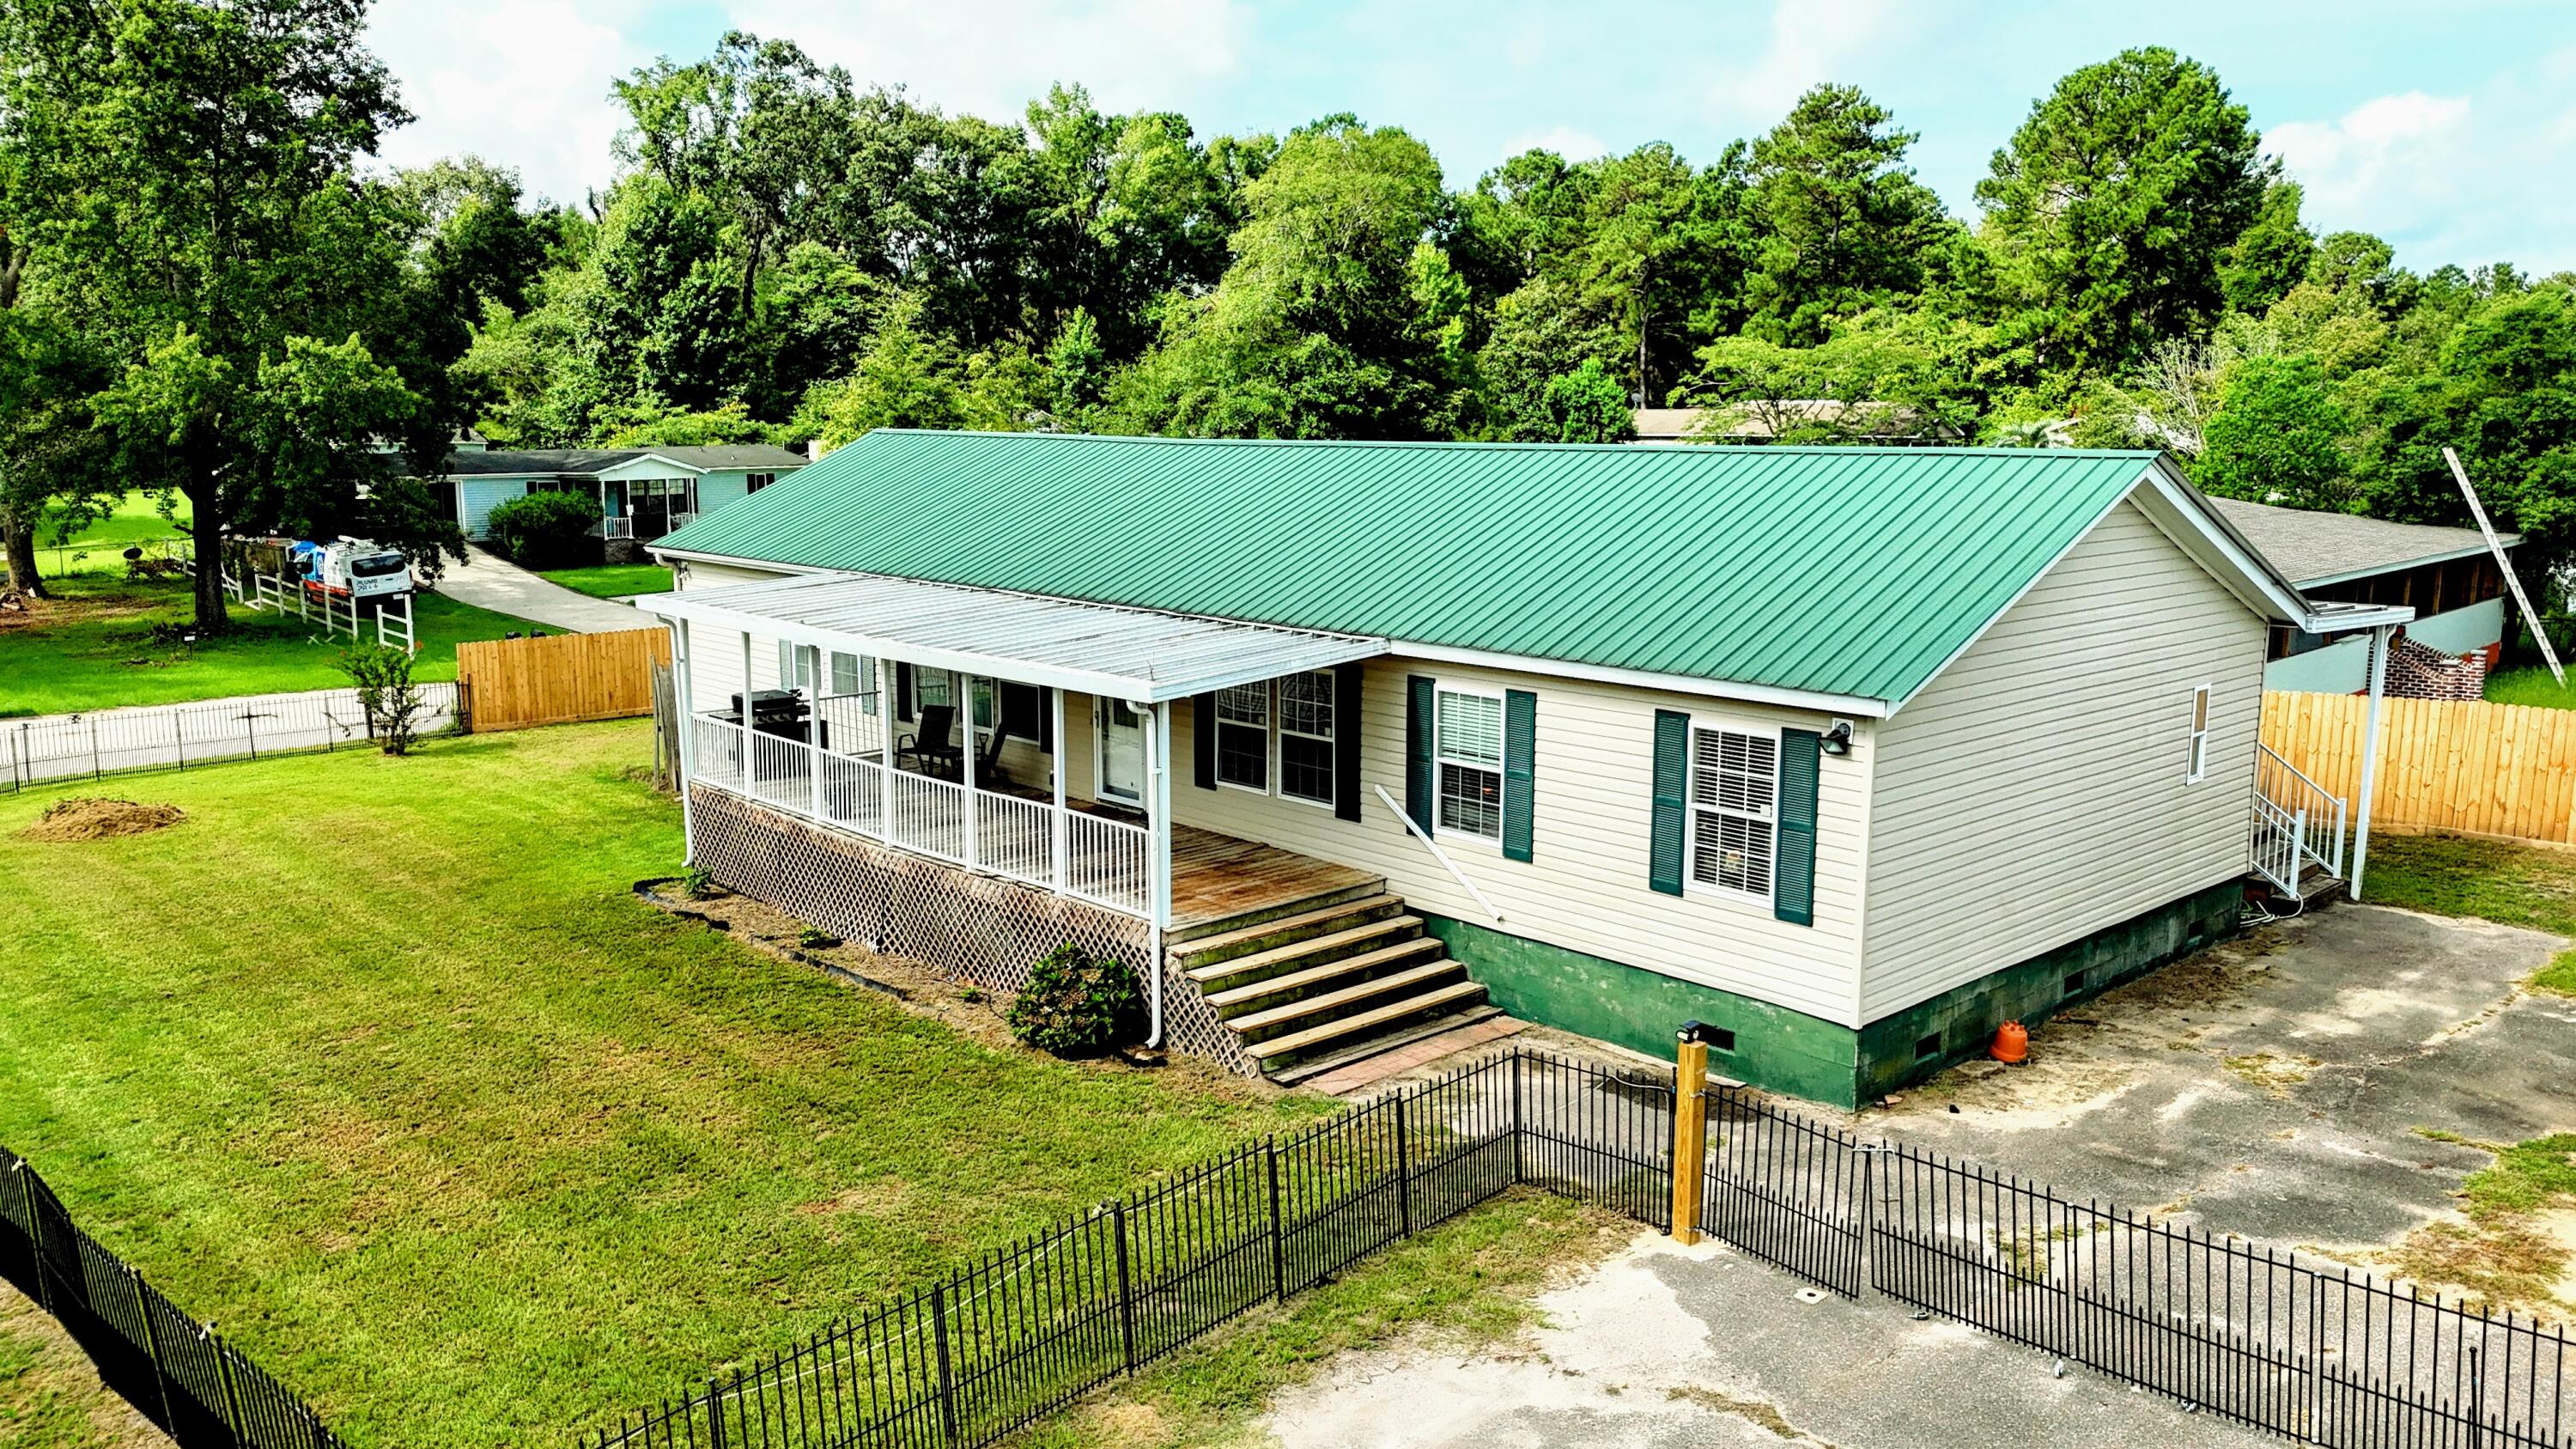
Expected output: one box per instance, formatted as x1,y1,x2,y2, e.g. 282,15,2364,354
1990,1021,2028,1065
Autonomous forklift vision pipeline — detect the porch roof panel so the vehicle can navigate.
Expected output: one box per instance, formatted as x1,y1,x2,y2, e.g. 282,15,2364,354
641,571,1387,703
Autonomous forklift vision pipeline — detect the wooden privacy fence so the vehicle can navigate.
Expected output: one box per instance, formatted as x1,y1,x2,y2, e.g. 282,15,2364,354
2262,690,2576,845
458,627,671,733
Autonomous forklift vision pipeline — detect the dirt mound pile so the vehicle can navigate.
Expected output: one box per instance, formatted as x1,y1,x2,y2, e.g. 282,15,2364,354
19,798,186,842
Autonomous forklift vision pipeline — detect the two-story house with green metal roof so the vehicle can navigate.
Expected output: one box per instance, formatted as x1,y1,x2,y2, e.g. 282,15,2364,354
637,430,2407,1107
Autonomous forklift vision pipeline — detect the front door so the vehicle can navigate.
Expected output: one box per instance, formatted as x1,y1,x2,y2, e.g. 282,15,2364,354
1098,699,1145,805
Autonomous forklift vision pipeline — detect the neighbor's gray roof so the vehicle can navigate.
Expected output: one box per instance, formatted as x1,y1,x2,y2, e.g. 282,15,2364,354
644,570,1386,703
2203,496,2515,587
438,444,808,478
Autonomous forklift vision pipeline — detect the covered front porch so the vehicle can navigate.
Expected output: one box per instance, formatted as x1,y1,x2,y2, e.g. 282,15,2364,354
645,571,1394,1062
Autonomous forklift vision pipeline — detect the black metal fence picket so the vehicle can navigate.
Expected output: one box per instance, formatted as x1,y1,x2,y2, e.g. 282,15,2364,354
586,1049,1662,1449
0,1146,351,1449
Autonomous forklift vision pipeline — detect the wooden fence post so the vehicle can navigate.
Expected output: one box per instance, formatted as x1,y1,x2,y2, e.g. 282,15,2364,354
1670,1025,1710,1245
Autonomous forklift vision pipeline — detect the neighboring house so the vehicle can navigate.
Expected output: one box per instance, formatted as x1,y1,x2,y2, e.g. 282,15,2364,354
2205,496,2519,693
640,433,2404,1108
423,436,812,553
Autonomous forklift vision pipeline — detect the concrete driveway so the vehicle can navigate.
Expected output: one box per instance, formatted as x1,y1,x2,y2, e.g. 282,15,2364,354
1868,904,2576,1256
434,545,652,633
1266,1232,2272,1449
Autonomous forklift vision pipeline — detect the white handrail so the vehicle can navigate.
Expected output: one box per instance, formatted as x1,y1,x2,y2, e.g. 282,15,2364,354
1371,782,1503,922
2257,742,2347,879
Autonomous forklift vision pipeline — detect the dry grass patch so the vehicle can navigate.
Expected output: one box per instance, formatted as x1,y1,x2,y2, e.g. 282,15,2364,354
17,800,184,843
2379,1131,2576,1313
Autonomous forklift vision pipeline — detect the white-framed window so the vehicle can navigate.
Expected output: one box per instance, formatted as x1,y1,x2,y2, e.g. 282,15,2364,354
2185,684,2211,783
1689,723,1777,899
1279,671,1336,807
1434,685,1506,843
1214,684,1270,791
776,641,818,693
828,650,876,706
746,472,776,493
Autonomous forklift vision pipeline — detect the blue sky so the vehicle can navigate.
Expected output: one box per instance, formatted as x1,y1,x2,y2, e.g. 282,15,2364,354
368,0,2576,273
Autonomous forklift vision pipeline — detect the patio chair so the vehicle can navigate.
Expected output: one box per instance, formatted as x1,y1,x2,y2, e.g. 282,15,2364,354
896,705,963,776
971,718,1012,788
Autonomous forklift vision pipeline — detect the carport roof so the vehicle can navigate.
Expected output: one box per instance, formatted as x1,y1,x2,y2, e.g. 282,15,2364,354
641,570,1388,703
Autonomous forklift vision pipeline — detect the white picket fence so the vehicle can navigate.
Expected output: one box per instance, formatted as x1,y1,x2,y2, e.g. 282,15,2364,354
1,683,465,790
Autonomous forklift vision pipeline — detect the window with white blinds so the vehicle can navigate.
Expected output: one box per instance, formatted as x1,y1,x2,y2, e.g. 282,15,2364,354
1215,684,1270,790
828,651,875,706
1689,726,1777,898
1436,687,1505,841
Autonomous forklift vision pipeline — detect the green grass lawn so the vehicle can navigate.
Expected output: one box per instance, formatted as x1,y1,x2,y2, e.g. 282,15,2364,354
2485,665,2576,710
0,723,1340,1446
538,563,674,600
0,573,550,716
27,491,192,580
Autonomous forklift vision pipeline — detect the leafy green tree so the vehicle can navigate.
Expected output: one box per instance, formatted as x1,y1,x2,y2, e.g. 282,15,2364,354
1540,358,1634,442
1683,307,1993,442
598,399,775,447
1740,85,1953,346
1108,117,1464,438
2196,353,2354,508
1,0,443,630
2220,180,2315,316
1473,275,1620,441
1578,143,1731,407
1976,47,2273,382
795,293,969,445
0,299,113,596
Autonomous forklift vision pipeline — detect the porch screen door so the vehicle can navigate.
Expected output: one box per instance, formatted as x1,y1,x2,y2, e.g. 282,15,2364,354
1099,699,1146,805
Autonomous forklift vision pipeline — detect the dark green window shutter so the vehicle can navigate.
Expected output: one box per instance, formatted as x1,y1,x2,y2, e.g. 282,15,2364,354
896,662,914,722
1649,709,1689,897
1192,691,1216,790
1405,675,1436,832
1775,728,1822,926
1334,663,1364,823
1503,689,1536,862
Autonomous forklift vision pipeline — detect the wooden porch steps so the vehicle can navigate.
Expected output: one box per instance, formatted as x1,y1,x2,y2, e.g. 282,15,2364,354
1169,884,1490,1079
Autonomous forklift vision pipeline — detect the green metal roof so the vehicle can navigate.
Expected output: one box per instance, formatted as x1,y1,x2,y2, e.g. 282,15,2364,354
658,431,2177,703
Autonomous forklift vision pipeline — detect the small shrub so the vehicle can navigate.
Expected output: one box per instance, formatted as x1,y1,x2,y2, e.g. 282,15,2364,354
797,927,841,950
337,642,426,755
957,985,986,1005
681,867,715,899
485,490,600,568
1006,945,1142,1057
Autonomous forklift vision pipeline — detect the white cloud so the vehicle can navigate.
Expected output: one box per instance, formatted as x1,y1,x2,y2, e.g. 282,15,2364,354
728,0,1249,125
2269,48,2576,273
366,0,646,206
1700,0,1905,124
1498,126,1607,164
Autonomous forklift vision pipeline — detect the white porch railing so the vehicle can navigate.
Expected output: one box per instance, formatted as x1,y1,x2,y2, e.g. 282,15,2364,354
2255,742,2346,880
602,516,635,540
688,710,1151,918
2250,793,2306,897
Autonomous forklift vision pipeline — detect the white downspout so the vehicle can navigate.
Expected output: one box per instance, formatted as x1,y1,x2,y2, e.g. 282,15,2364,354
2348,623,2392,901
674,618,697,867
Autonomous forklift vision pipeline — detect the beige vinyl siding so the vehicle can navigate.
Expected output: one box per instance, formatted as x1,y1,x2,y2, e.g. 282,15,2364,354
684,622,747,714
676,559,799,590
1171,657,1870,1026
1858,496,2264,1019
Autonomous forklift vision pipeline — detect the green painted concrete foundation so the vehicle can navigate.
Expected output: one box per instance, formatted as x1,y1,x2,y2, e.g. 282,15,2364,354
1424,879,2243,1110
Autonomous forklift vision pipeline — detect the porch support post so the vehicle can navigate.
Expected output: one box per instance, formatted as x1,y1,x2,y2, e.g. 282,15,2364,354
962,673,980,869
674,618,697,866
2348,623,2392,901
1051,685,1068,891
877,655,896,839
807,651,825,823
1145,699,1172,1049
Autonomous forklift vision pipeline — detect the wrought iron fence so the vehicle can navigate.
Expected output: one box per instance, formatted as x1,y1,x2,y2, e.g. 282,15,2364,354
585,1050,1660,1449
1,681,466,791
1870,1142,2572,1446
0,1147,349,1449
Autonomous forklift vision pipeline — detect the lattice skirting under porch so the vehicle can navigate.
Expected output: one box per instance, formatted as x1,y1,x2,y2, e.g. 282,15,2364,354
688,787,1259,1075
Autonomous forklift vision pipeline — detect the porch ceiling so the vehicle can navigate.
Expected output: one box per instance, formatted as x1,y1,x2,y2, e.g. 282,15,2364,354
642,571,1388,702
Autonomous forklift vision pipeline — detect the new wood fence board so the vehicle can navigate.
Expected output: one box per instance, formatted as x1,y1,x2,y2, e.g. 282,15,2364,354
458,627,671,732
2263,690,2576,847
